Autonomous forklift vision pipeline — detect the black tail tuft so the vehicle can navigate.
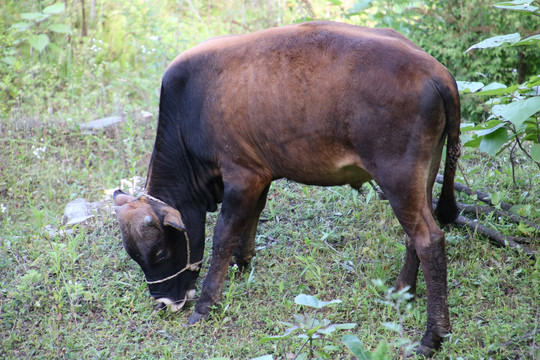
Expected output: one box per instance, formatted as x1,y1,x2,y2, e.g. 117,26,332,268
435,192,459,226
433,75,461,226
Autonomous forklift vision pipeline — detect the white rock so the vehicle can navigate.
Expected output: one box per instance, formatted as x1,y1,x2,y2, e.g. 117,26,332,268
80,116,123,131
62,198,103,226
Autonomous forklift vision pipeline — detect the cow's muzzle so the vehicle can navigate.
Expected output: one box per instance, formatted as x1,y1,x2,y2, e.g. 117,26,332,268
154,289,196,312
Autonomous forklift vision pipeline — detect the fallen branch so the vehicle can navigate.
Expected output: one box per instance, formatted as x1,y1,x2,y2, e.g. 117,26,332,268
372,176,538,256
488,328,540,355
457,202,540,236
432,199,537,259
435,174,514,211
453,214,536,258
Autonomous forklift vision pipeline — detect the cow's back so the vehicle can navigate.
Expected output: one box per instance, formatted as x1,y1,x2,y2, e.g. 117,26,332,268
160,21,455,187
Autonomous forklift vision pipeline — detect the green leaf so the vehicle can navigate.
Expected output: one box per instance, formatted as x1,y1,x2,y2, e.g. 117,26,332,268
456,81,484,93
323,344,340,352
294,294,342,308
460,122,476,130
479,128,508,156
251,355,274,360
472,82,514,96
259,325,300,343
317,324,338,335
465,33,521,53
28,34,50,52
371,341,392,360
348,0,374,15
333,323,357,330
382,322,402,333
481,82,507,91
20,12,49,21
462,134,481,148
475,84,518,96
512,34,540,46
495,1,539,13
43,2,66,14
1,56,15,66
531,144,540,162
9,22,30,31
341,334,372,360
48,23,72,34
306,325,322,337
461,119,503,132
492,97,540,127
476,122,506,137
525,75,540,88
317,323,356,335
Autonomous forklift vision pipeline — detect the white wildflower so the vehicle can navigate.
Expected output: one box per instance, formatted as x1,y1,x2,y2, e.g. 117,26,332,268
32,145,47,159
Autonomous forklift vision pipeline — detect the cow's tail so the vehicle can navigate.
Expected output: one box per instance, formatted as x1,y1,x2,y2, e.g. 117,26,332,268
434,75,461,226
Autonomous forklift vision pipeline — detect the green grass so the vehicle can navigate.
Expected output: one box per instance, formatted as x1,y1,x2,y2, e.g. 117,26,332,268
1,1,539,358
0,112,538,358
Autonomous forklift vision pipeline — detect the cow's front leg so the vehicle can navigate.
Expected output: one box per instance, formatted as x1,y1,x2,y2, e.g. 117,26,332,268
395,235,420,296
232,185,270,270
188,177,269,324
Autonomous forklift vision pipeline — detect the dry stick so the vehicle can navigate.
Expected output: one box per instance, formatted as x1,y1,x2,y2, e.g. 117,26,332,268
436,174,514,210
512,124,540,170
457,163,480,236
488,328,540,355
436,173,539,232
454,214,536,258
433,200,537,258
457,202,540,236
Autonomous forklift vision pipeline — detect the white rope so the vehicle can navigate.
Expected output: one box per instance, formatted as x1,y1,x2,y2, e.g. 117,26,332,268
138,192,168,206
145,258,203,285
138,192,203,285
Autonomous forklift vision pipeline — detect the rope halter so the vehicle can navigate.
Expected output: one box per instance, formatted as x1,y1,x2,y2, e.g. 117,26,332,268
138,192,203,285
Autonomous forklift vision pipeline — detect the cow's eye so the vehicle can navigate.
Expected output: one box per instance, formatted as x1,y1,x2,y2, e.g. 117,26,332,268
156,250,167,262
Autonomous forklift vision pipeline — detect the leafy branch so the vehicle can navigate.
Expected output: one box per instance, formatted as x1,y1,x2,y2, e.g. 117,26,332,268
258,294,356,360
434,175,538,259
458,0,540,168
9,2,72,54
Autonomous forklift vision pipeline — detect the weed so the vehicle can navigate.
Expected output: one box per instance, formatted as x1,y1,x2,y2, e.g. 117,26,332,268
259,294,357,360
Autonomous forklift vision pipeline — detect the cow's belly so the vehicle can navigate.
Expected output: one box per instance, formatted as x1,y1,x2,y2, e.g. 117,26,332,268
289,165,372,188
271,153,373,188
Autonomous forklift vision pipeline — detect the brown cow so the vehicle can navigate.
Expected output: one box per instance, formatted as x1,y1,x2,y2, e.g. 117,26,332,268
113,21,460,356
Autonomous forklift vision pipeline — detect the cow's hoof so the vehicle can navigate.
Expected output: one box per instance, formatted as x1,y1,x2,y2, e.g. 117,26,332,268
187,311,206,325
230,256,252,272
415,344,435,357
153,302,167,311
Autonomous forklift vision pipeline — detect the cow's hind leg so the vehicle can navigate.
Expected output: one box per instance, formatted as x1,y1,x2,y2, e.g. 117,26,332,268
379,180,450,356
232,185,270,270
414,219,450,356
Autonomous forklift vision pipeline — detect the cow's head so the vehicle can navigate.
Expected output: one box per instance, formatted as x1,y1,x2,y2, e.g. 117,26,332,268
113,190,199,312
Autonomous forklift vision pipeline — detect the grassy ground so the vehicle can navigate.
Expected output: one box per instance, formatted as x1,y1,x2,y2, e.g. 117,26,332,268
1,1,539,359
0,110,538,359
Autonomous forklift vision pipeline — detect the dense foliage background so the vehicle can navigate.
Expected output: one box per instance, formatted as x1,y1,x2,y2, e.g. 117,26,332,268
0,1,538,359
1,0,538,120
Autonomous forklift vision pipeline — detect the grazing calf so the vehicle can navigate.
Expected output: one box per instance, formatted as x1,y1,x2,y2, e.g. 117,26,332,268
114,21,460,356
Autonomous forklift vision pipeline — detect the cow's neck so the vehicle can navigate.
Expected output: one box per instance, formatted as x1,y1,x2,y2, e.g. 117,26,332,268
144,123,220,215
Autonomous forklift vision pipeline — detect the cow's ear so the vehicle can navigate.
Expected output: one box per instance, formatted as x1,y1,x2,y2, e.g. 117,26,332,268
113,190,136,206
161,206,187,231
